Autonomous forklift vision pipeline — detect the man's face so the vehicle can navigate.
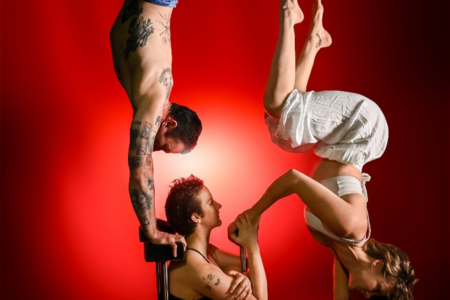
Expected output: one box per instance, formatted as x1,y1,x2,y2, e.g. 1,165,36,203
154,132,186,154
153,118,187,154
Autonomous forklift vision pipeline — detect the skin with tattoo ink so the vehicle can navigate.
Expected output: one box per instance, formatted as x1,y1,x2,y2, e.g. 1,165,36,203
156,12,171,44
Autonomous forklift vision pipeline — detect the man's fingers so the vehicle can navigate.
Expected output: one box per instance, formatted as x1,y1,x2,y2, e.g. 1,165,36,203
177,236,187,251
170,241,177,257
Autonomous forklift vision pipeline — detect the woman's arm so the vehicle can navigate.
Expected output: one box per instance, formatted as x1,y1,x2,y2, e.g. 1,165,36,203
186,215,267,300
333,258,350,300
245,169,366,239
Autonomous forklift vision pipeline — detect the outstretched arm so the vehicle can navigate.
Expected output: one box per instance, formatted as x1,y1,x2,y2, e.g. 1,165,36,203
128,96,185,256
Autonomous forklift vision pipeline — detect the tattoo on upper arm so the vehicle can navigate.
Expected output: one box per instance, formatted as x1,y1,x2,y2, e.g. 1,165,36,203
130,189,153,212
316,33,322,48
123,7,155,60
156,12,171,44
202,274,220,291
159,68,173,100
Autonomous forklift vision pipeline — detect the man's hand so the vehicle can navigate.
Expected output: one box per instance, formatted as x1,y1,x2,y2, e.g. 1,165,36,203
150,230,187,257
227,271,252,300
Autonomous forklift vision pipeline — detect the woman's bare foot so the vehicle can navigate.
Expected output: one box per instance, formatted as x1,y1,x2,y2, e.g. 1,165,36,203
309,0,332,49
281,0,304,26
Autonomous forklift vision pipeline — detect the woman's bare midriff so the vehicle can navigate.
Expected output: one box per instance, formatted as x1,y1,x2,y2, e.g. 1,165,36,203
312,158,362,183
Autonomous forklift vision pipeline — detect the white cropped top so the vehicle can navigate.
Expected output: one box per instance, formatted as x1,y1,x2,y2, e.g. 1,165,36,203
304,174,371,246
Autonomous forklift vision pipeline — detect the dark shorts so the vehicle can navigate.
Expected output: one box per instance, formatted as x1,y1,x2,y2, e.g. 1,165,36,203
144,0,178,8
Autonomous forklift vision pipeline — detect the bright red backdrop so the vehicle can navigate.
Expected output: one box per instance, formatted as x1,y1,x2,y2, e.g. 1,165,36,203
2,0,449,299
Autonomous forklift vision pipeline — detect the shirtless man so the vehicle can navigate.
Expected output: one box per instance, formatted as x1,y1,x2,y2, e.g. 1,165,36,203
110,0,202,254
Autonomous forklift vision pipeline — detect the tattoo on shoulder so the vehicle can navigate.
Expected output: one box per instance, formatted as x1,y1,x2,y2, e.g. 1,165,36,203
204,284,212,291
159,68,173,100
214,278,221,286
123,8,155,60
156,12,171,44
130,189,153,212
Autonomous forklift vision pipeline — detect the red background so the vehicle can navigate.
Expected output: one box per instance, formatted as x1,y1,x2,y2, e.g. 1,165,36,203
2,0,449,299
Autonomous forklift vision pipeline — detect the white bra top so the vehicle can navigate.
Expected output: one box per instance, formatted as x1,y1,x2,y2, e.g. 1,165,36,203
304,174,372,246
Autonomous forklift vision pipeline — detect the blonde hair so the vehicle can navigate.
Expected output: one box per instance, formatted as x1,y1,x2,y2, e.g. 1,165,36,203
364,239,418,300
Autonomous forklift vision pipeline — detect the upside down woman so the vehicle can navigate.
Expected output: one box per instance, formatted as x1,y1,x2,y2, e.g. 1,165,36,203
230,1,417,299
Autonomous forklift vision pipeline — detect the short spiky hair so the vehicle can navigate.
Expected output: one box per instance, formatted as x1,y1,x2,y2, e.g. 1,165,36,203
364,239,418,300
166,103,202,153
165,175,204,236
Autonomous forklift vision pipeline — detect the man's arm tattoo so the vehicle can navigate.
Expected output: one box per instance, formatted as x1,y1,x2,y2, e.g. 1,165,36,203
129,121,142,151
136,122,152,156
128,156,143,170
130,189,153,213
159,68,173,100
156,12,171,44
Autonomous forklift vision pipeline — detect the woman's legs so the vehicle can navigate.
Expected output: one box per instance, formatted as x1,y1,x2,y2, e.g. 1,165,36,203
264,0,332,118
295,0,332,92
263,0,303,119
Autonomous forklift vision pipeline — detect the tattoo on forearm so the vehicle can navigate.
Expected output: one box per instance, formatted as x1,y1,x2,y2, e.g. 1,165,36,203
156,12,171,44
214,278,221,286
121,0,140,24
139,214,151,227
316,33,322,48
130,189,153,212
123,7,155,60
204,284,212,291
129,121,142,151
147,179,154,190
128,156,143,170
136,122,152,156
159,68,173,100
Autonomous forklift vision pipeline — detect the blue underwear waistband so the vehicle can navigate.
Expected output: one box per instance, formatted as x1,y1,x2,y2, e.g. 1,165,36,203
143,0,178,8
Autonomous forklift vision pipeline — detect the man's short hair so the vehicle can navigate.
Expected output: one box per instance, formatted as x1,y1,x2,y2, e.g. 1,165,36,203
166,103,202,153
165,175,204,236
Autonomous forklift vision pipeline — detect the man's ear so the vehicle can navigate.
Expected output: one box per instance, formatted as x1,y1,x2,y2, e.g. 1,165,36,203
191,213,201,224
163,116,178,129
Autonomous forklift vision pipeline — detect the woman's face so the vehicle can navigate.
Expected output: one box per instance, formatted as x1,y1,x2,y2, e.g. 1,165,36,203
349,260,394,298
196,186,222,228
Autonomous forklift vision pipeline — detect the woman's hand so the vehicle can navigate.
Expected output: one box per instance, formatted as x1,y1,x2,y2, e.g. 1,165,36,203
227,271,252,300
228,214,260,249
